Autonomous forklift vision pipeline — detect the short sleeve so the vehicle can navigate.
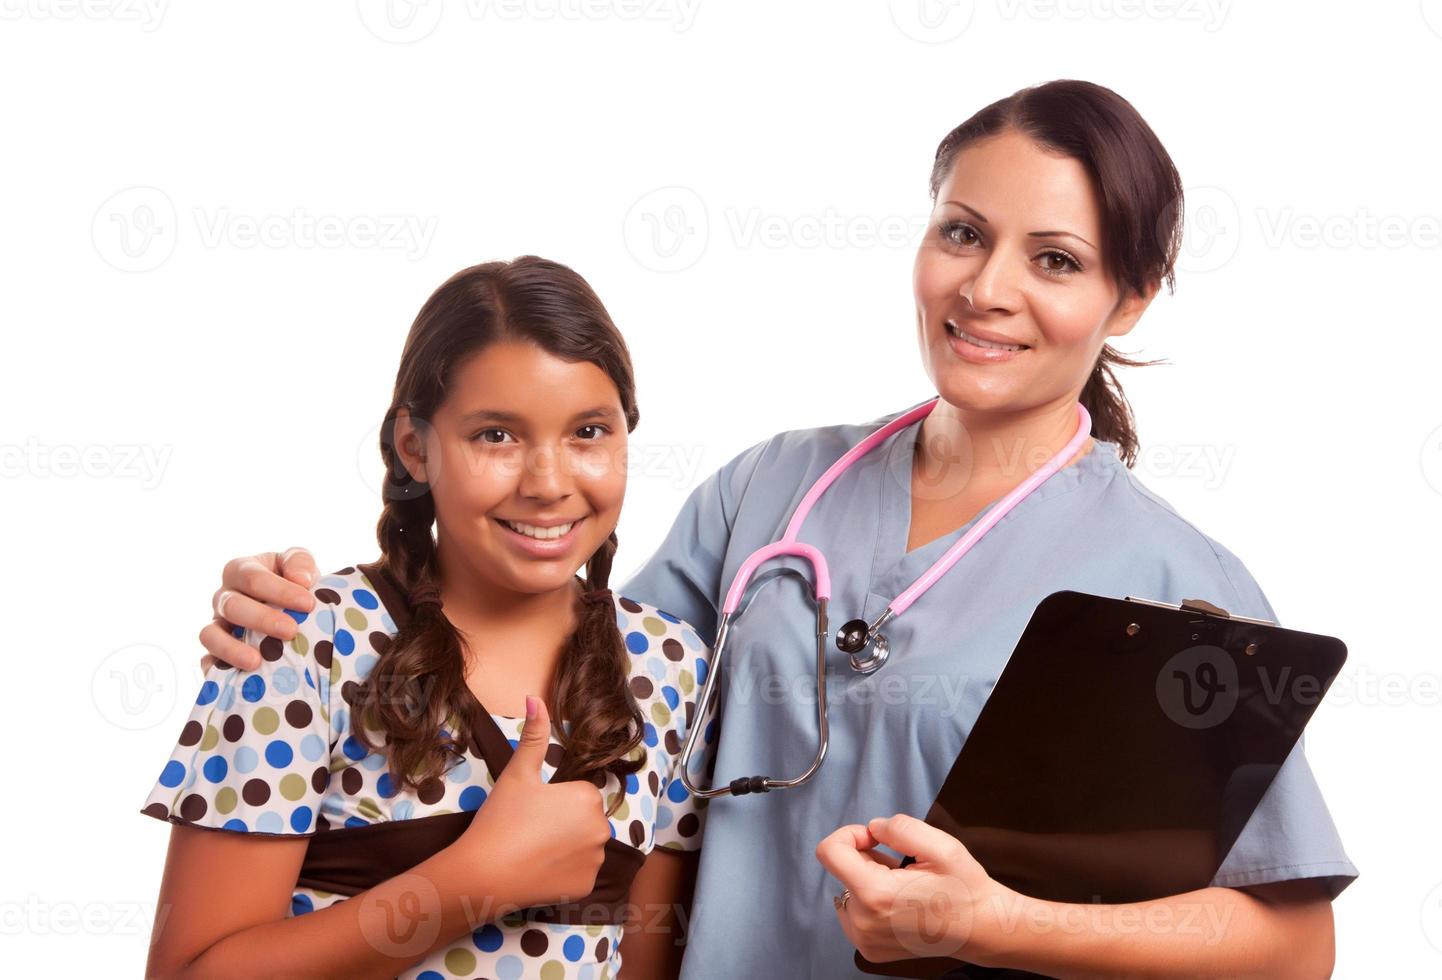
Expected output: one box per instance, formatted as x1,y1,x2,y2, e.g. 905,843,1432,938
139,593,337,836
1191,542,1358,897
620,437,770,647
652,620,714,854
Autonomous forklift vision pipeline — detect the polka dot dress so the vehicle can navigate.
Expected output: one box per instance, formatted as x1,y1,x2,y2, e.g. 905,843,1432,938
140,565,714,979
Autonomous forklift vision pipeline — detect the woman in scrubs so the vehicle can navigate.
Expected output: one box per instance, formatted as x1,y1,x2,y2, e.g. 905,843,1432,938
193,80,1354,977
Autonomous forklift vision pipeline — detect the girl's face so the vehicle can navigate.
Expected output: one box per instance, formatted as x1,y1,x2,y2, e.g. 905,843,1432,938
397,340,628,598
913,128,1154,417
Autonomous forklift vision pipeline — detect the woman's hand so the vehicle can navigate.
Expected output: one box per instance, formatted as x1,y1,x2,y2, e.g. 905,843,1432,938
815,813,1012,967
199,548,320,671
454,695,612,914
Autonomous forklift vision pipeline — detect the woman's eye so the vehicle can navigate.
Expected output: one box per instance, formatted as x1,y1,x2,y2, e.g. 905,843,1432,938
940,220,981,248
472,429,513,445
1037,250,1082,275
576,424,609,441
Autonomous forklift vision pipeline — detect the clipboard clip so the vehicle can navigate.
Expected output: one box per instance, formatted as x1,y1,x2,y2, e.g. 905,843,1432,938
1122,595,1276,627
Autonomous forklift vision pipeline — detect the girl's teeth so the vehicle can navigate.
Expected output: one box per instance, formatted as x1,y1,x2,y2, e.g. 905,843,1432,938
505,520,574,540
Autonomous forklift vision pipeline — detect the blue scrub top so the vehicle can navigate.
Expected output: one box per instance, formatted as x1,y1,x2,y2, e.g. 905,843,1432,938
621,403,1357,980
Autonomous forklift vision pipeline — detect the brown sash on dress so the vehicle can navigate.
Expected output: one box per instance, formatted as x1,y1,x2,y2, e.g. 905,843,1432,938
294,562,645,925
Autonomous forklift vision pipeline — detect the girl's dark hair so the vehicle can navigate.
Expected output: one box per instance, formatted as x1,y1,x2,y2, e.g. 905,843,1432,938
350,256,644,802
928,79,1183,467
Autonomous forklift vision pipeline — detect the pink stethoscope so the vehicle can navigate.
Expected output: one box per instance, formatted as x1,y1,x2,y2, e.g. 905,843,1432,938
680,397,1093,799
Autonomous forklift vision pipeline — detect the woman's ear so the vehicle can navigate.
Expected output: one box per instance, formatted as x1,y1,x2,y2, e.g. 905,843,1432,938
392,407,432,484
1104,280,1159,340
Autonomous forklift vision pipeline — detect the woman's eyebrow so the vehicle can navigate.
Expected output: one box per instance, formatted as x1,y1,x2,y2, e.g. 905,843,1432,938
944,200,1096,250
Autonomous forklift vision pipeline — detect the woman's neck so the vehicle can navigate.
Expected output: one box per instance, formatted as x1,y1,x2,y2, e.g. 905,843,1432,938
915,396,1093,494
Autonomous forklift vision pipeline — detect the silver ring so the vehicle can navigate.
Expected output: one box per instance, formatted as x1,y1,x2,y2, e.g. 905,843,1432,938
833,888,851,912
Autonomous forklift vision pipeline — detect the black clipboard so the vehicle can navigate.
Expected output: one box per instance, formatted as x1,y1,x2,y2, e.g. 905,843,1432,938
855,590,1347,978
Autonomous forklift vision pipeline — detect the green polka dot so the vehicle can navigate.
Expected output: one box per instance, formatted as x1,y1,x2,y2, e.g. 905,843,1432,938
650,701,671,726
344,608,368,631
443,947,476,975
253,707,280,735
215,786,237,814
280,773,307,801
290,632,309,656
200,724,220,750
612,798,630,820
643,616,667,636
678,669,695,694
585,923,605,936
330,660,343,684
357,797,382,820
540,961,565,980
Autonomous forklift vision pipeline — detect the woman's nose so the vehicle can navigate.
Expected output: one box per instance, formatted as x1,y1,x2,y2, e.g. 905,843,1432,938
960,249,1023,314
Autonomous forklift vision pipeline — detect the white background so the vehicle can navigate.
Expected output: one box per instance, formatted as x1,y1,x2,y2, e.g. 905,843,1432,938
3,1,1440,975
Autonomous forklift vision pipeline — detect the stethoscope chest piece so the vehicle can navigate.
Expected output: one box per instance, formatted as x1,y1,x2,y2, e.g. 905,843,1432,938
837,617,891,674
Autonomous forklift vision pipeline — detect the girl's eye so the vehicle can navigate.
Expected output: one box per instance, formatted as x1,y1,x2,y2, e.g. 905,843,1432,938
939,220,982,248
576,424,609,441
472,429,514,445
1037,249,1082,276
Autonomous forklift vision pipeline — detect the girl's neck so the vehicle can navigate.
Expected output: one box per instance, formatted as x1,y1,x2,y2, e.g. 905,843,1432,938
431,539,580,636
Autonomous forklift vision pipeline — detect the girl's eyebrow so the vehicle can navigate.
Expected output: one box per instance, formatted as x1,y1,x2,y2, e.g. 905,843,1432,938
943,199,1096,250
460,406,620,425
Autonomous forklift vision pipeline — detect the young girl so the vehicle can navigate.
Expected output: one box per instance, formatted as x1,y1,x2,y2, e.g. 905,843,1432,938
140,257,712,979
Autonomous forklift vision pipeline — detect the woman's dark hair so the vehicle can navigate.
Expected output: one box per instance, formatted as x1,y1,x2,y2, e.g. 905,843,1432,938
349,256,644,803
928,79,1183,466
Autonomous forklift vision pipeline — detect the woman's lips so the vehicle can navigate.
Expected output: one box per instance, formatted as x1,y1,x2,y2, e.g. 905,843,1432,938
945,320,1030,364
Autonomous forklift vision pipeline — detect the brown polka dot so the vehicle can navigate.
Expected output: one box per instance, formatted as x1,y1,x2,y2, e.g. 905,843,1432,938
242,778,271,806
315,588,341,605
179,720,203,746
259,636,284,662
664,729,681,754
678,813,700,838
662,638,684,662
335,565,355,575
629,676,654,699
178,794,207,821
341,767,363,795
142,802,170,821
313,640,334,669
520,928,548,957
618,597,643,613
311,766,330,794
648,771,659,795
369,631,392,655
285,700,313,729
596,936,610,961
418,776,445,804
222,715,246,742
341,680,359,706
629,820,645,847
544,744,566,769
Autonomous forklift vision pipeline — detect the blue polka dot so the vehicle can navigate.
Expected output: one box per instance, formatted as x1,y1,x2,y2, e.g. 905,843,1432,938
272,666,299,695
331,707,349,737
290,806,313,833
615,608,629,630
380,612,396,633
196,681,219,706
472,923,505,952
202,755,228,783
355,653,378,680
662,685,680,709
643,723,658,747
625,773,639,794
230,624,245,639
377,773,397,798
416,973,444,980
334,629,355,655
667,778,689,804
459,786,487,811
223,817,248,831
218,683,236,711
344,816,369,829
657,608,680,624
265,740,294,768
291,893,314,915
241,674,266,702
682,627,702,650
316,608,335,634
318,575,348,589
696,657,709,685
352,588,379,609
646,657,666,680
641,795,654,821
563,934,586,961
257,811,283,833
654,804,673,830
342,736,367,761
159,760,186,787
392,799,414,820
283,608,309,625
446,758,472,783
234,746,259,773
625,631,649,654
304,667,315,690
362,751,386,771
299,734,325,762
578,963,597,980
506,737,519,750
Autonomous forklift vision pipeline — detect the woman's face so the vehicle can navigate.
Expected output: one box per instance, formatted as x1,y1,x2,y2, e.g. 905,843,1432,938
913,128,1154,416
396,340,628,598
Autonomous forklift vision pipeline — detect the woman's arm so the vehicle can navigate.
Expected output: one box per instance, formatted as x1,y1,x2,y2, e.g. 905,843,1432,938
817,815,1336,980
617,848,698,979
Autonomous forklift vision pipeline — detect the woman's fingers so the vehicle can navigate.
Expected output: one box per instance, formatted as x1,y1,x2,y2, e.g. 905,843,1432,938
221,553,316,616
277,547,319,590
815,824,895,892
867,813,968,866
211,586,299,641
198,617,261,671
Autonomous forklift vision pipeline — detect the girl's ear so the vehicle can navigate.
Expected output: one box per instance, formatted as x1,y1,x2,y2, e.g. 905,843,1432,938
393,407,432,484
